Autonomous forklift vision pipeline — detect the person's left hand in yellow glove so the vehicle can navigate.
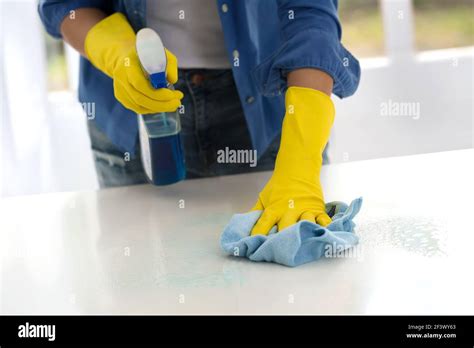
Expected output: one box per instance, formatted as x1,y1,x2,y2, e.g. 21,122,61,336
250,69,335,235
83,12,183,115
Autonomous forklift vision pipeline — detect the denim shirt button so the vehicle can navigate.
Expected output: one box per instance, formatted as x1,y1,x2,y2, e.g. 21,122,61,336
246,96,255,104
221,4,229,13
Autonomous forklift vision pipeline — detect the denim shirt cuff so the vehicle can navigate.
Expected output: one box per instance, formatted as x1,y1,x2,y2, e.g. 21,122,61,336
38,0,107,38
252,29,361,99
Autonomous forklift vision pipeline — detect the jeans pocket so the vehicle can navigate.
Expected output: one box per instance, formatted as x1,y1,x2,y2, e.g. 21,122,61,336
92,148,148,187
92,149,127,168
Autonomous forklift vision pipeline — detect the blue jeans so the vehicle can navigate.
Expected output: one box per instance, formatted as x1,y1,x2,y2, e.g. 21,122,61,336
87,69,281,188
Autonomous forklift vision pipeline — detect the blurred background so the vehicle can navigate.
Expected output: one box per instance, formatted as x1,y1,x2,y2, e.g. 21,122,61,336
1,0,473,197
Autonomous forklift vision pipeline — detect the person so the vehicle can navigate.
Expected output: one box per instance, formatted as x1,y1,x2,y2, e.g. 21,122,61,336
38,0,360,235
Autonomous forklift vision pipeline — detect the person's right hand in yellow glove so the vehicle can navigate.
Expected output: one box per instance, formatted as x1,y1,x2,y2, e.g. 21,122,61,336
85,13,183,115
250,86,335,235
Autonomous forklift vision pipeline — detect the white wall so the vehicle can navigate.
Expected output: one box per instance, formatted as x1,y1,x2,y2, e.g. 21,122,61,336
0,0,98,197
330,47,473,163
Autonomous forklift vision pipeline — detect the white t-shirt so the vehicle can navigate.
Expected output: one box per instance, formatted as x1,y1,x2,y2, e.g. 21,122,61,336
146,0,231,69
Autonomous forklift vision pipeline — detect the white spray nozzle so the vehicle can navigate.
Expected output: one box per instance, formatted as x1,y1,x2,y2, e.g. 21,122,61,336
136,28,168,89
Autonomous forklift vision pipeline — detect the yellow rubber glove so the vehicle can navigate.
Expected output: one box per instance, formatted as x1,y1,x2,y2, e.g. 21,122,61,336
250,86,335,235
84,13,183,114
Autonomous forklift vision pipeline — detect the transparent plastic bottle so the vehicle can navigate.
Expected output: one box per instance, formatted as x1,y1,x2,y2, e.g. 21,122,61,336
136,28,186,185
138,110,185,185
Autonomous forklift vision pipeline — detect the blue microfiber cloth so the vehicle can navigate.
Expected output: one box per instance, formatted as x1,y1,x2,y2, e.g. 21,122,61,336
220,198,363,267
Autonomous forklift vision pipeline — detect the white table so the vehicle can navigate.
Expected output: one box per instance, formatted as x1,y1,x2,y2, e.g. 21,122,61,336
1,149,473,314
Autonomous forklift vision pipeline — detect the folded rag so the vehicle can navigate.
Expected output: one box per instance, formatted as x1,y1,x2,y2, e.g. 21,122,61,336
220,198,363,267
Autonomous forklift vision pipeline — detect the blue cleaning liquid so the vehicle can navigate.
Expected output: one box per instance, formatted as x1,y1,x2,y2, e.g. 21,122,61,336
149,132,186,185
141,114,186,185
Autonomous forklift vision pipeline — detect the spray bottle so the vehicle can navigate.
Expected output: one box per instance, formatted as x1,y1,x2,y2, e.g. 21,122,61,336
135,28,186,185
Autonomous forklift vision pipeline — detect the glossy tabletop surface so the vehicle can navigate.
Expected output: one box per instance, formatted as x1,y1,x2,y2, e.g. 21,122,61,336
1,149,473,314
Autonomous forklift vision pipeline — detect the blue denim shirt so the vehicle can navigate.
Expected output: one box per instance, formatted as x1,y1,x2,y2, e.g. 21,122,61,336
38,0,360,156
